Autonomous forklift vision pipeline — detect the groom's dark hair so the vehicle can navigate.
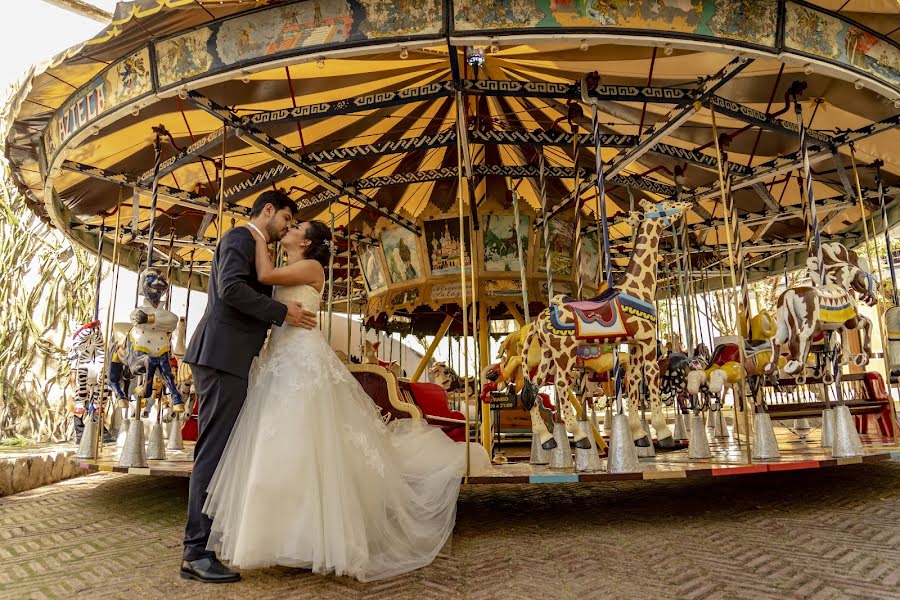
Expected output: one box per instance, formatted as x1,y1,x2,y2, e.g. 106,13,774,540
250,190,298,218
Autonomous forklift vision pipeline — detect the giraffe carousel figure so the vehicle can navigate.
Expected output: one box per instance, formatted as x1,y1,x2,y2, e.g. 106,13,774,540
522,199,691,449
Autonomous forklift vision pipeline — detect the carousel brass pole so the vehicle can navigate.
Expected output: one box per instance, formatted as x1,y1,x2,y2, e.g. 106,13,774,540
95,200,123,457
850,148,900,435
456,91,472,478
711,106,752,463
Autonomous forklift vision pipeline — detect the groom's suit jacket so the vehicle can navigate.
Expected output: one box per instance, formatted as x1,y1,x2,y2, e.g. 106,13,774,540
185,226,288,378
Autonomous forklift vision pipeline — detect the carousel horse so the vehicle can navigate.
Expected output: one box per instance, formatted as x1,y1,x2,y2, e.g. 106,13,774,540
108,268,185,416
492,323,612,450
429,361,478,397
764,243,875,384
523,199,690,447
362,340,402,378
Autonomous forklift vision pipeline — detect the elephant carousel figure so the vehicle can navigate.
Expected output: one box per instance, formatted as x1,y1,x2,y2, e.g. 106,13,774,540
108,267,185,421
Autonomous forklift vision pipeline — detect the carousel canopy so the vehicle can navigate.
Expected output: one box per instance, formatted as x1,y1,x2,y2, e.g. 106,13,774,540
4,0,900,324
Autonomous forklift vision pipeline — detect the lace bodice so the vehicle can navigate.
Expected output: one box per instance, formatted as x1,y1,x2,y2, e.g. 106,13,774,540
274,284,323,313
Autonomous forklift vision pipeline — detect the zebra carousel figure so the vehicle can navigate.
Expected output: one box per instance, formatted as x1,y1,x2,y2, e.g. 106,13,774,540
67,320,114,444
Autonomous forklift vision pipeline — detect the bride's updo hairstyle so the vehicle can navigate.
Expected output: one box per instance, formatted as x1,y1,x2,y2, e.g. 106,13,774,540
302,220,334,268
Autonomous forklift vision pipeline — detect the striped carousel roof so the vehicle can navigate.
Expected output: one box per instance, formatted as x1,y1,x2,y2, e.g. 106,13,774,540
3,0,899,316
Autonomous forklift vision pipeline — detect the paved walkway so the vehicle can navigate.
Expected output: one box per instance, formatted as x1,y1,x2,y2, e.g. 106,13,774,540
1,462,899,600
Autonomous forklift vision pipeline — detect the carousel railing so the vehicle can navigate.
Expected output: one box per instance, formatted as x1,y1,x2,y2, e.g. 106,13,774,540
760,372,893,436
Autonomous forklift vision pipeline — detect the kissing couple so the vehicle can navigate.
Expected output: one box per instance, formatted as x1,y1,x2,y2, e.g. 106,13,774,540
179,190,491,583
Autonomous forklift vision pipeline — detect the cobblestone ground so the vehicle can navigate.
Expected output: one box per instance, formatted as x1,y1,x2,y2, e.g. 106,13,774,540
1,462,899,600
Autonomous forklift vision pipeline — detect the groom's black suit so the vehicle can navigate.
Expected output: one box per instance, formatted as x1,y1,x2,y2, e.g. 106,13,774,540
182,226,288,561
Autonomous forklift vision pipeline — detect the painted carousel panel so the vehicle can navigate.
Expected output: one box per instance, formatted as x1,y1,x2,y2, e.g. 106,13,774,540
424,217,472,277
156,0,444,89
357,243,389,293
482,214,529,273
380,227,423,284
784,2,900,89
536,219,575,277
44,47,153,160
452,0,777,49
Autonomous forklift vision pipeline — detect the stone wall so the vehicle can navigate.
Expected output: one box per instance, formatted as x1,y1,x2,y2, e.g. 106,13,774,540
0,448,87,497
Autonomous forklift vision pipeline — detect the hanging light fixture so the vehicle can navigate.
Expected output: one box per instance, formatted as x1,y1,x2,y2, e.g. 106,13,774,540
466,46,485,67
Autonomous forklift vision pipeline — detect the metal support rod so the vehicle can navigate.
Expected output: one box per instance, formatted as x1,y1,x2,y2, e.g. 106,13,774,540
455,91,472,479
850,148,900,436
144,129,165,268
793,95,825,284
92,213,106,320
711,105,752,462
592,103,612,286
538,148,554,303
95,201,123,456
511,184,530,323
326,202,336,343
875,161,898,306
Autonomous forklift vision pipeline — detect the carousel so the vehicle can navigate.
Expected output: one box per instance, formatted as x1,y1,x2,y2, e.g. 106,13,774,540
5,0,900,484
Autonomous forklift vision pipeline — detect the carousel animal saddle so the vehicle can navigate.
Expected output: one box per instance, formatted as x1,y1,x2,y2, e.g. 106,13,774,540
816,286,856,324
562,291,652,341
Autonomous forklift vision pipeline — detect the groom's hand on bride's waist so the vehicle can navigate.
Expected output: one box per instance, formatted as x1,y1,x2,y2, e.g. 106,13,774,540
285,303,317,329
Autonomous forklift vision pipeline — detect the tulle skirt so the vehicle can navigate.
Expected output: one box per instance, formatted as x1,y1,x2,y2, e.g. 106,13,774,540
203,325,491,581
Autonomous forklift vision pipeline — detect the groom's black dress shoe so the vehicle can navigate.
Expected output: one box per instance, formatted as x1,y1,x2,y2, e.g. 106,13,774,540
180,557,241,583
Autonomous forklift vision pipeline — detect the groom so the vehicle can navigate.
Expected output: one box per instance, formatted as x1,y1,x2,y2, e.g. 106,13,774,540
181,190,317,583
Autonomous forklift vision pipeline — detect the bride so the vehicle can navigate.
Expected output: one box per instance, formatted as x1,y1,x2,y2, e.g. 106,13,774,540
203,220,491,582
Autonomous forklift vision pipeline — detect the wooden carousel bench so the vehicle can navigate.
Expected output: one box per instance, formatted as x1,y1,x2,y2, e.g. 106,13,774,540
348,364,467,441
760,372,893,436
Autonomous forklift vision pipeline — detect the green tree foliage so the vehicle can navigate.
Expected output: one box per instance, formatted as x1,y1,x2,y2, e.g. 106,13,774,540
0,167,96,441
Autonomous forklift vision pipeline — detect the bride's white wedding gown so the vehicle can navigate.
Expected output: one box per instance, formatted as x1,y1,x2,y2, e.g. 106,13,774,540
204,284,491,581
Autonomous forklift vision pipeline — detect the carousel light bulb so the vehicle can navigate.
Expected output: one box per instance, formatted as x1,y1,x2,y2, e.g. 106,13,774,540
579,40,589,52
466,46,485,67
803,64,813,75
90,125,100,136
316,56,325,69
400,47,408,59
177,88,188,100
131,106,140,117
490,40,499,54
855,80,864,90
664,44,674,56
241,71,251,83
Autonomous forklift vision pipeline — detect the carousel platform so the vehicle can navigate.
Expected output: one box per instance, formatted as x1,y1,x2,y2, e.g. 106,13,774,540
71,427,900,484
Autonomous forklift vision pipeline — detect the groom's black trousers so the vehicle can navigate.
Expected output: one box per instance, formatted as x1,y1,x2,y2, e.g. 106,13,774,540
183,364,248,561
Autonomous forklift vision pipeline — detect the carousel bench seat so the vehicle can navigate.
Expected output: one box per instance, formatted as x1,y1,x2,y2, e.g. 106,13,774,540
761,372,893,436
348,364,466,441
398,381,467,442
